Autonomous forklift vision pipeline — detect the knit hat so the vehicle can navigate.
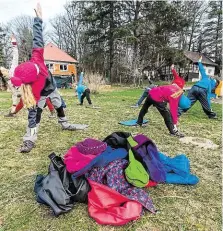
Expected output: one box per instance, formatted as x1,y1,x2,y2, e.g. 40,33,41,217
172,78,185,89
11,62,38,87
76,138,107,155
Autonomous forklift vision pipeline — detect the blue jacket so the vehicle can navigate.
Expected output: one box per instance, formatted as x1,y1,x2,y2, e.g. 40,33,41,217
72,146,128,179
194,62,212,92
76,72,87,102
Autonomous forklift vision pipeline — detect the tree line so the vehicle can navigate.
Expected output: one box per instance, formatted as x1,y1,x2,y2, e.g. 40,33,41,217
0,0,222,83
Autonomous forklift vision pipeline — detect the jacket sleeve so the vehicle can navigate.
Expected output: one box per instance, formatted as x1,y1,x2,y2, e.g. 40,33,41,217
9,42,18,79
171,68,180,81
30,17,44,64
78,72,84,86
198,61,208,80
169,97,180,125
28,107,37,128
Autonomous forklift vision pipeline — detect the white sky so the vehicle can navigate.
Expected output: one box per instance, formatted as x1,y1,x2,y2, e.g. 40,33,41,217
0,0,68,23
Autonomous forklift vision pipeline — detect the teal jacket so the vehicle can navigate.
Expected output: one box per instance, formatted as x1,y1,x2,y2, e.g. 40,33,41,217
76,72,87,102
194,62,212,105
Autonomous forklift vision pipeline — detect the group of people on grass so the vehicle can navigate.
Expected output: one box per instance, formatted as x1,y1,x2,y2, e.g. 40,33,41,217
133,61,219,138
3,3,220,153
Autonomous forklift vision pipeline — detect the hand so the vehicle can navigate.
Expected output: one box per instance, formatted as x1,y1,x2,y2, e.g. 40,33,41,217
171,64,174,70
34,2,42,19
198,56,202,62
11,34,17,43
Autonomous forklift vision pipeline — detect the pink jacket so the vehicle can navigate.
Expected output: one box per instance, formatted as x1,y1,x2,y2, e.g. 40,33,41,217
149,85,182,124
64,146,96,173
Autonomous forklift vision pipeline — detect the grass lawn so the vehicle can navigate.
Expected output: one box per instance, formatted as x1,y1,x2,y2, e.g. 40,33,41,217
0,88,222,231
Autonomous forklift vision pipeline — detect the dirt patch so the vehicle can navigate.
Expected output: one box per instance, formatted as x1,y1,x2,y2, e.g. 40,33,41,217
180,136,219,149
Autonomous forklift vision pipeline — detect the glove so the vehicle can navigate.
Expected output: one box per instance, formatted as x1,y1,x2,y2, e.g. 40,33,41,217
30,127,37,136
173,124,178,133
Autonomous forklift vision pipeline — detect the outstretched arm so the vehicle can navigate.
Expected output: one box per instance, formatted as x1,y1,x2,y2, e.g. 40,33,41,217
78,72,84,86
9,35,18,78
171,64,180,80
198,56,208,80
30,3,44,63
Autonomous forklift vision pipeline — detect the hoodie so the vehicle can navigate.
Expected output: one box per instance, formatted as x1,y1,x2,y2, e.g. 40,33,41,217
149,84,182,124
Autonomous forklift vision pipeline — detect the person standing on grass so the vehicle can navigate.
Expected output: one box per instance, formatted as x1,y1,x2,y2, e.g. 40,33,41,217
10,2,84,153
76,71,93,106
136,72,185,138
178,56,218,119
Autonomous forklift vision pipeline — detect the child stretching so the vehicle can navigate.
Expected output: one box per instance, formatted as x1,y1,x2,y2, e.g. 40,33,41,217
136,70,185,137
178,56,217,119
131,79,157,108
4,35,21,117
5,35,55,118
11,3,86,153
76,72,93,106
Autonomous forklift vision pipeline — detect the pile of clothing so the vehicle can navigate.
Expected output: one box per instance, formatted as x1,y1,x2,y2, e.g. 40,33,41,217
34,132,199,226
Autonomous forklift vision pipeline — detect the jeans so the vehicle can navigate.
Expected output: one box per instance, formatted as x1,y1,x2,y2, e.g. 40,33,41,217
137,94,175,133
178,85,216,118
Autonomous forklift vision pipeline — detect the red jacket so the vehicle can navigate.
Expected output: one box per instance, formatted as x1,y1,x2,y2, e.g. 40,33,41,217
171,68,185,89
30,48,48,101
149,85,182,124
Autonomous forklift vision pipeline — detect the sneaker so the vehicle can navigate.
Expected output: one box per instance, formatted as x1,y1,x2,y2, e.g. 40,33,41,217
48,111,56,118
131,104,139,108
77,103,83,106
4,112,15,117
170,131,185,138
209,115,218,119
20,140,35,153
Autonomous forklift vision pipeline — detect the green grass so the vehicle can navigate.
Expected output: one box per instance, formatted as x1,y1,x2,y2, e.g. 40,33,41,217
0,88,222,231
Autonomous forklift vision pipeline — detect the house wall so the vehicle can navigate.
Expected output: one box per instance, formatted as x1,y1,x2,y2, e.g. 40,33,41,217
45,61,77,77
198,65,215,79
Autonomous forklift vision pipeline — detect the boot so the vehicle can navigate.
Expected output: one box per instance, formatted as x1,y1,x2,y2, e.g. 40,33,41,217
170,130,185,138
4,112,15,117
20,140,35,153
48,110,56,118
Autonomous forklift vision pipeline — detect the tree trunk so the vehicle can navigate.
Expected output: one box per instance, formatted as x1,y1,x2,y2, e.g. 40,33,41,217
109,1,115,83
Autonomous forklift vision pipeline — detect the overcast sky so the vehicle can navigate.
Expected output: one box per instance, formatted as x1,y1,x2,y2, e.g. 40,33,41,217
0,0,68,24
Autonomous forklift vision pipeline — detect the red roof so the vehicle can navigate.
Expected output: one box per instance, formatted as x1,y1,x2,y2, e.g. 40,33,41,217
44,43,78,63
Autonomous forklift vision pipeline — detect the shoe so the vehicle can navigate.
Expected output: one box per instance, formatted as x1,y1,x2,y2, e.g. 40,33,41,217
170,131,185,138
209,115,218,119
131,104,139,108
20,140,35,153
77,103,83,106
4,112,15,117
48,111,56,118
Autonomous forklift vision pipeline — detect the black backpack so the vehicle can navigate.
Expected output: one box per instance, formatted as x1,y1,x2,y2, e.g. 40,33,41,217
34,153,90,216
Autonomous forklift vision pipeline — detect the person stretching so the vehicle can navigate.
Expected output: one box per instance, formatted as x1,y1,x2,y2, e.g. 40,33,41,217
11,3,85,153
76,72,93,106
178,56,217,119
131,79,157,108
136,73,185,137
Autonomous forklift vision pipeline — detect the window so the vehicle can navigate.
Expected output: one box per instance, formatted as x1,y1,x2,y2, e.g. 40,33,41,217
60,64,68,71
46,63,54,70
208,69,212,74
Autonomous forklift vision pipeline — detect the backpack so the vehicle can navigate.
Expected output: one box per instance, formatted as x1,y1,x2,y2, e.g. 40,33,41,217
133,134,166,183
124,136,149,187
34,153,90,216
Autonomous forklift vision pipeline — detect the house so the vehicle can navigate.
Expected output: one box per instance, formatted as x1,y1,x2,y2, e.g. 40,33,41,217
160,51,218,82
44,43,78,88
